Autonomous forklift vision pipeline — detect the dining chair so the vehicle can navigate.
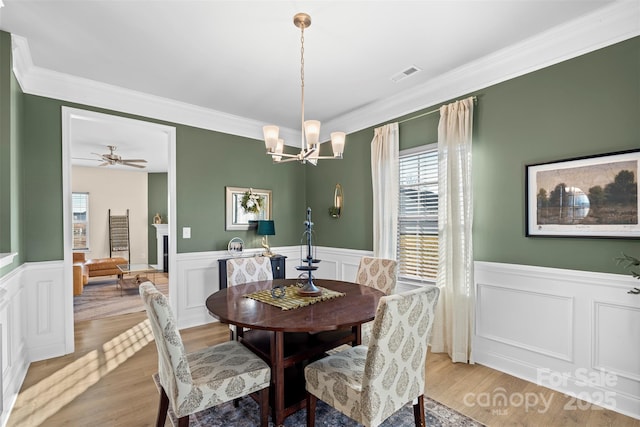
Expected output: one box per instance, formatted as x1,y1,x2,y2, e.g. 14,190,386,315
226,256,274,339
139,282,271,427
356,256,398,346
227,255,274,285
356,256,398,294
305,285,440,427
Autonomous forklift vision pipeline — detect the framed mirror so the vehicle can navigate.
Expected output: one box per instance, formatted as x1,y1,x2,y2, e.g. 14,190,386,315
225,186,272,230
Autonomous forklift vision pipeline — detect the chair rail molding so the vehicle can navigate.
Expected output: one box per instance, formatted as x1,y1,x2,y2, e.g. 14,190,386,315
474,261,640,420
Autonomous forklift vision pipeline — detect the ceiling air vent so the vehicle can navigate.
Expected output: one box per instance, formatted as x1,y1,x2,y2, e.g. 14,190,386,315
391,65,422,83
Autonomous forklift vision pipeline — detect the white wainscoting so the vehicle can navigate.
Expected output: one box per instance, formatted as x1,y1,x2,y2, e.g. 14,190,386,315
0,265,28,427
7,254,637,424
22,261,68,362
474,261,640,420
172,246,372,329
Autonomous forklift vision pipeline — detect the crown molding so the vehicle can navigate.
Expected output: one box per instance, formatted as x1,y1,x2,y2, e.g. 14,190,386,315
12,1,639,145
323,0,640,136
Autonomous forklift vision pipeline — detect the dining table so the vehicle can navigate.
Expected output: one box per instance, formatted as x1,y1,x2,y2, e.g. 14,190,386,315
205,278,385,426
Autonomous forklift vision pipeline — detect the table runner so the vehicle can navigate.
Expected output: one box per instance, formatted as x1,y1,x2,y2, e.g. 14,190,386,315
244,285,345,310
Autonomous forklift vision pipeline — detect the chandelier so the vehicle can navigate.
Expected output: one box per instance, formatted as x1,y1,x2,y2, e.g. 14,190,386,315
263,13,346,165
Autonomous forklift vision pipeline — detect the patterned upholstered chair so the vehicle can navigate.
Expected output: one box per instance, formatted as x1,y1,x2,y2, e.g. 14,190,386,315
226,256,273,339
305,286,440,427
356,256,398,294
227,256,273,286
356,257,398,346
139,282,271,427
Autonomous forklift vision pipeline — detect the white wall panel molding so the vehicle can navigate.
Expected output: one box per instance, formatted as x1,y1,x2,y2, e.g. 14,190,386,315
314,247,372,283
476,283,574,362
592,300,640,382
0,265,28,427
172,246,369,328
173,251,224,330
22,261,67,362
474,261,640,420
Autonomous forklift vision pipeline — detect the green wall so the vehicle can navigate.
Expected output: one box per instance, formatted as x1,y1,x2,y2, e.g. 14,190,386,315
472,37,639,273
0,31,24,276
4,31,639,277
0,31,11,254
305,102,441,250
175,126,306,253
147,173,168,265
19,95,307,262
307,36,640,275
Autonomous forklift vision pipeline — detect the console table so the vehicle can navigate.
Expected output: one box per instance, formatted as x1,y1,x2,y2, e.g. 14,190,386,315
217,255,286,289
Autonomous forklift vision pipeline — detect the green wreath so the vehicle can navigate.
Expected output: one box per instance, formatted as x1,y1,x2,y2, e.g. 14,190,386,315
241,189,263,214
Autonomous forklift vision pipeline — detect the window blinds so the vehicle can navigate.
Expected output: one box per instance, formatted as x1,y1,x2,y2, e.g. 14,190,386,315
397,146,438,283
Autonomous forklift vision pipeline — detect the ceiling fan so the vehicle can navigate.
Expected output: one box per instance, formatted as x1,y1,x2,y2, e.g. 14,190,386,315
91,145,147,169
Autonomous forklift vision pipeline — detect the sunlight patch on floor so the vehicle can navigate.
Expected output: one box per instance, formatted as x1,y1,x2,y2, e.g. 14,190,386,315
9,319,154,426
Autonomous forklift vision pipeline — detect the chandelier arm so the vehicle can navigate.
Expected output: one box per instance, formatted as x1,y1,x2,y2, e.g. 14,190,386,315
301,147,317,159
275,156,303,164
311,155,343,160
269,152,298,159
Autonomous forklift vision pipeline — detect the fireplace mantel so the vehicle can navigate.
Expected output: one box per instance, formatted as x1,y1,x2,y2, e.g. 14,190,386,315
152,224,169,271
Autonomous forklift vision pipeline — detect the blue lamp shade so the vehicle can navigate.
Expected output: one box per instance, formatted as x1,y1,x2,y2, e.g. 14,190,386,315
256,220,275,236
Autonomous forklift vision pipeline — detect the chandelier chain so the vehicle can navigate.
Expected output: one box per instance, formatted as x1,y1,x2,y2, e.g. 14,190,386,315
300,23,306,149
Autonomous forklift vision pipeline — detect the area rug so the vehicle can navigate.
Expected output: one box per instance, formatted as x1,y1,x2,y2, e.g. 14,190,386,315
74,276,168,322
165,394,484,427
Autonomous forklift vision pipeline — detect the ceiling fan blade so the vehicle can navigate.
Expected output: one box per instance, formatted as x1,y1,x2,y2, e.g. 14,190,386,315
121,162,146,169
72,157,103,162
120,158,147,163
98,162,110,167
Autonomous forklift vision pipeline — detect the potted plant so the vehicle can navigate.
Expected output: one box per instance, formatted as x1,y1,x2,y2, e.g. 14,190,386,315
615,253,640,294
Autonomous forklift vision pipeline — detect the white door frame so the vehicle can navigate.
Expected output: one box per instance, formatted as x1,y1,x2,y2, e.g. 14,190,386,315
61,107,177,353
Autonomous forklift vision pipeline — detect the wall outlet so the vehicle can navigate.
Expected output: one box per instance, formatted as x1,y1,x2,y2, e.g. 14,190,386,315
182,227,191,239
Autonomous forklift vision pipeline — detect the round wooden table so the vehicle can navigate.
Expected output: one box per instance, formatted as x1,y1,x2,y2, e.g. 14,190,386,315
206,278,384,426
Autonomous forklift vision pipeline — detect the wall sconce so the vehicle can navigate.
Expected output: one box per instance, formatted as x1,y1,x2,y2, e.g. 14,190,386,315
329,184,343,218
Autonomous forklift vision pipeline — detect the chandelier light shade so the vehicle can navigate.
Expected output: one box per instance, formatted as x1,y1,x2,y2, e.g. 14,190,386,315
263,13,346,165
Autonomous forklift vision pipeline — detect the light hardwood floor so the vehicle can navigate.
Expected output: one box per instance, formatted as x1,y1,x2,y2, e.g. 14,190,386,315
7,311,639,426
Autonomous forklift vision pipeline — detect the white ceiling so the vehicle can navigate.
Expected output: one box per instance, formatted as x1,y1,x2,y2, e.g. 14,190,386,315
1,1,637,172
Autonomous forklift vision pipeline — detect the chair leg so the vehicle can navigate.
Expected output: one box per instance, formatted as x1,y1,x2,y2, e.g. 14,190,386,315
156,387,169,427
178,415,190,427
306,392,317,427
413,394,425,427
259,386,270,427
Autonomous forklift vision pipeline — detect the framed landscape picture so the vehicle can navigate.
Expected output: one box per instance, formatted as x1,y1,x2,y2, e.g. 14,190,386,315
525,149,639,238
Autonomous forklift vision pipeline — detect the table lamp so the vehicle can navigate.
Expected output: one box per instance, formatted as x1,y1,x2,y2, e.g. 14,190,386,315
256,220,275,257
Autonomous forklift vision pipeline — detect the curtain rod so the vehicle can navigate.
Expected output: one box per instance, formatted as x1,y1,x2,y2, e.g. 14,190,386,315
398,96,477,125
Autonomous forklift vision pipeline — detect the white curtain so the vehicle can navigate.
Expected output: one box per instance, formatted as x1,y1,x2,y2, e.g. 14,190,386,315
430,97,475,363
371,123,399,260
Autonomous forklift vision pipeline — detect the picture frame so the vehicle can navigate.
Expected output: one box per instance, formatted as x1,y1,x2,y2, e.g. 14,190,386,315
525,149,639,238
225,186,272,230
227,237,244,257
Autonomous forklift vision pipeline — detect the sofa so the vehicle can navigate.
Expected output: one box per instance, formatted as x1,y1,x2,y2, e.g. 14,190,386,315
73,253,128,295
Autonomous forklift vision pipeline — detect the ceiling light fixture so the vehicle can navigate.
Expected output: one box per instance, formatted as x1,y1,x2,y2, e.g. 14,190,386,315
263,13,345,165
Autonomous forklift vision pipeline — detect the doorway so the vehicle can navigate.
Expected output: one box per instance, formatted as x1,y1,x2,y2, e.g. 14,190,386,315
62,107,176,352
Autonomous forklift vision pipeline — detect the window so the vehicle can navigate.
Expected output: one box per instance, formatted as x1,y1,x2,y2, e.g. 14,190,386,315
72,192,89,251
397,144,438,284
